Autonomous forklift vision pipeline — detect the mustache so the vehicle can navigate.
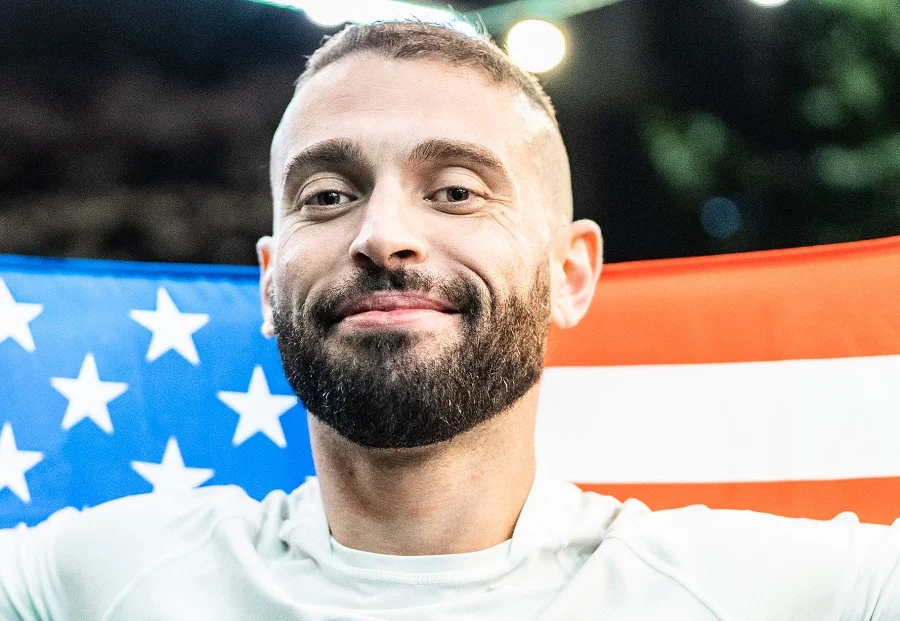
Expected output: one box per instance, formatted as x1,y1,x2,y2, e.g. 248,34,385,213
307,266,484,327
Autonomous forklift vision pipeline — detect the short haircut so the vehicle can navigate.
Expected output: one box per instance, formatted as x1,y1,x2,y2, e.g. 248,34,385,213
296,20,558,126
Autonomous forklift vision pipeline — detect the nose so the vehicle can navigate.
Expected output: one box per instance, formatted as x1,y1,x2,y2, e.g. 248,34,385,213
349,184,428,270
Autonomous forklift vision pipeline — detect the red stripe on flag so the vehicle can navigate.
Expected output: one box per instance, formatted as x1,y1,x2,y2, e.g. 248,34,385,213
547,235,900,366
576,477,900,525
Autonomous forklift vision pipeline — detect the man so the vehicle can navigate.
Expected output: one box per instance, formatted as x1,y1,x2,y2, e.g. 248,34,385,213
2,19,899,621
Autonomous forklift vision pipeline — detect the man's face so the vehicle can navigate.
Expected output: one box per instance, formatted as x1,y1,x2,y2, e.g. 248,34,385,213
266,53,561,449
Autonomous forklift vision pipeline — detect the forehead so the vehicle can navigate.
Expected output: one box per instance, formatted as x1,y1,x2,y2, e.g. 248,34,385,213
273,53,546,176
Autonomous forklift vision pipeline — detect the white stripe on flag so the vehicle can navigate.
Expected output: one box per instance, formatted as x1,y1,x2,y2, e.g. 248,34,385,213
536,355,900,483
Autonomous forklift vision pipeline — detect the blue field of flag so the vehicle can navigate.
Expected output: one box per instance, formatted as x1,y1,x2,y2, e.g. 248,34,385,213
0,254,314,528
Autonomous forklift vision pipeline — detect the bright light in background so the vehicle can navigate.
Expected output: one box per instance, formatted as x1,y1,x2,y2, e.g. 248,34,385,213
506,19,566,73
747,0,792,7
302,1,351,27
251,0,476,34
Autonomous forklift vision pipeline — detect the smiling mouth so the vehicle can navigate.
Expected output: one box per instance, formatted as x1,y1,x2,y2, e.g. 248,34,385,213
334,292,459,328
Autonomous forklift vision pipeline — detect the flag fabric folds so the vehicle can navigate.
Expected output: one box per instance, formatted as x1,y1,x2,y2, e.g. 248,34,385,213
1,235,899,528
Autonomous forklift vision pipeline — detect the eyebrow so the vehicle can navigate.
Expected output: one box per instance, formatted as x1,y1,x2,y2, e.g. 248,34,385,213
407,138,510,180
281,137,511,206
282,138,369,204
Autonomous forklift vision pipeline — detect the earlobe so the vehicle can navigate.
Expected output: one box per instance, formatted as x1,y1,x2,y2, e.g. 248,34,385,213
550,220,603,330
257,236,276,338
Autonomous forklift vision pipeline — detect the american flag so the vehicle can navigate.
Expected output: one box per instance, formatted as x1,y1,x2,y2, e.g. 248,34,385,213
0,254,313,528
3,235,900,528
536,234,900,525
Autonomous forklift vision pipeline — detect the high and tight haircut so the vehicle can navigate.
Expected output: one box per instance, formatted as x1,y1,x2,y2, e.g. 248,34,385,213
296,20,558,127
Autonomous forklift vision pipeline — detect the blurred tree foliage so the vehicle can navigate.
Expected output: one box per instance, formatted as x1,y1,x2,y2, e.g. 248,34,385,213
642,0,900,254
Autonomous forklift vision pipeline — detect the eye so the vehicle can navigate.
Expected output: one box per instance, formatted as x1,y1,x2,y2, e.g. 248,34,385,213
303,190,354,207
430,187,473,203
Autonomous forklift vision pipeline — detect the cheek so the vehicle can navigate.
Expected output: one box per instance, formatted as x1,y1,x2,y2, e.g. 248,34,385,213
429,218,535,302
432,217,507,263
273,224,347,310
431,205,526,254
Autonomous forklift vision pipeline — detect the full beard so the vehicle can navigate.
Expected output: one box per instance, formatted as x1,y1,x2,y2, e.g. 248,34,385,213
272,263,551,449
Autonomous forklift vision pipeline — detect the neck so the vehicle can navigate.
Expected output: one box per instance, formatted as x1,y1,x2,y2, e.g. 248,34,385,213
309,386,540,556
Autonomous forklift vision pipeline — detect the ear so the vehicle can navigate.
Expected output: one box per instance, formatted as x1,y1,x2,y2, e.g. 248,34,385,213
257,236,276,338
549,220,603,329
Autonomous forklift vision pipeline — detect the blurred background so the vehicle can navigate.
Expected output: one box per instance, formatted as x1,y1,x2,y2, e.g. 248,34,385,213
1,0,899,266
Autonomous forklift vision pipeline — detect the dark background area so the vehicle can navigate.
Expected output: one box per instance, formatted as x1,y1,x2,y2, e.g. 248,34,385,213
1,0,898,265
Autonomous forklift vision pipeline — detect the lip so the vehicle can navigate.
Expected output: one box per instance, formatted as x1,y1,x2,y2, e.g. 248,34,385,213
334,292,458,323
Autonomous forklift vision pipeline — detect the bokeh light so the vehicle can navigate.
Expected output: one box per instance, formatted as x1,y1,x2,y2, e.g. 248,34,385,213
701,197,742,239
506,20,566,73
747,0,792,7
302,1,350,26
253,0,473,33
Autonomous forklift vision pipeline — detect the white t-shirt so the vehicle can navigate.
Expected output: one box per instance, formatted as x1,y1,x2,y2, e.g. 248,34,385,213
1,472,898,620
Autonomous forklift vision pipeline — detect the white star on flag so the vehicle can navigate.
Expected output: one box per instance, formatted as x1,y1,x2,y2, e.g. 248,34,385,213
129,287,209,365
218,365,298,448
131,437,215,492
51,354,129,434
0,422,44,504
0,278,43,353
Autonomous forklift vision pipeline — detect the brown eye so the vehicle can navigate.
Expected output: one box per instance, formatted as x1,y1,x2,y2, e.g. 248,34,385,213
446,187,470,202
431,187,472,203
305,190,352,206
